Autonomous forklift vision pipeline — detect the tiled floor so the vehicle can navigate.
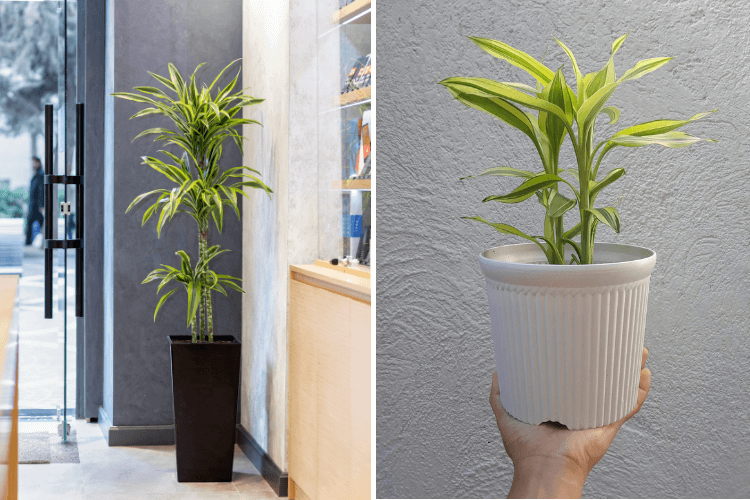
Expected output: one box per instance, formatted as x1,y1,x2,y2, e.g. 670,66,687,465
19,419,280,499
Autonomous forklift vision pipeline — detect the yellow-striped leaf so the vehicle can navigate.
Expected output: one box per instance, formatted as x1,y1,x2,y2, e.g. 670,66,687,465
467,37,554,85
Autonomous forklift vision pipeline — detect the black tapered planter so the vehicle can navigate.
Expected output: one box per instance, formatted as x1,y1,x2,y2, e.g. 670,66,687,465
168,335,241,482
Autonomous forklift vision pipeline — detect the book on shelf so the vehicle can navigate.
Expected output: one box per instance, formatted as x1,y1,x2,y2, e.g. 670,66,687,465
342,53,371,95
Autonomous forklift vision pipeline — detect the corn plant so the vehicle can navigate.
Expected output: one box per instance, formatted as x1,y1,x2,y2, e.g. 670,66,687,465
113,59,272,341
144,246,243,343
440,34,716,264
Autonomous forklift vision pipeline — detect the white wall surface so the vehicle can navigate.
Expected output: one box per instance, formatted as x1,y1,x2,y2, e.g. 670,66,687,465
376,0,750,497
242,0,291,470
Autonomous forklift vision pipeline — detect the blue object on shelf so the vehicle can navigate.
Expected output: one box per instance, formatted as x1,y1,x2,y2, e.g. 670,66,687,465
350,215,363,238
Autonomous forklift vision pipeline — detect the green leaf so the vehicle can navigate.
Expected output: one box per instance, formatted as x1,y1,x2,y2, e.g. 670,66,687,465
111,92,158,105
462,216,552,258
586,206,621,233
577,82,619,133
554,38,584,106
186,281,202,326
590,167,625,199
563,222,581,240
545,191,576,218
439,77,569,125
563,168,581,184
483,174,565,204
467,36,554,85
176,250,191,276
126,189,167,213
611,32,629,56
539,68,573,156
460,166,536,180
613,110,717,137
563,238,582,261
445,87,541,147
498,82,539,94
609,131,716,149
619,57,672,82
133,128,176,142
600,106,620,124
221,280,245,293
154,288,177,322
148,71,178,93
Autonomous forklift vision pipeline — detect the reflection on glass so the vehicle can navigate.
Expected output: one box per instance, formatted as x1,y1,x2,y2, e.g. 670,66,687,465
317,0,372,266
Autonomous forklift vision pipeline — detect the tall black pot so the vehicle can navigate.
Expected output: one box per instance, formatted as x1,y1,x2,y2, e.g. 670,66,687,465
168,335,241,482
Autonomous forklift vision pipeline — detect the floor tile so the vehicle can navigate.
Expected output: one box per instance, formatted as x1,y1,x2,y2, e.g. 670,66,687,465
18,420,282,500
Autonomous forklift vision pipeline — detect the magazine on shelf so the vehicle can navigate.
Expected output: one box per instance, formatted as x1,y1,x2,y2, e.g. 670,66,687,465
342,54,371,94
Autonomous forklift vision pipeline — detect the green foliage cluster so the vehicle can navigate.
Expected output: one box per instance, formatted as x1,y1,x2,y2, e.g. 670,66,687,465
114,59,272,342
441,34,715,264
0,186,26,219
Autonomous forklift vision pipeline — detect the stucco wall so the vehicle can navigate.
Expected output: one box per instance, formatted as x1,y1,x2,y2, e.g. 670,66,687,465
241,0,291,470
376,0,750,498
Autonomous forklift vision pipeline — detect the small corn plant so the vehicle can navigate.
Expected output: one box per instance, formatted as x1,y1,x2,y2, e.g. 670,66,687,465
440,34,716,264
145,246,243,343
113,60,272,341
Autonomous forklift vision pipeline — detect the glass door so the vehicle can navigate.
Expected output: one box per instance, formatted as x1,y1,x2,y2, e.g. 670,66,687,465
0,0,78,443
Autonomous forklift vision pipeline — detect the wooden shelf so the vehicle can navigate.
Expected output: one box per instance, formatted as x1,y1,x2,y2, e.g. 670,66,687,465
332,179,371,190
339,86,371,107
314,259,370,279
331,0,371,25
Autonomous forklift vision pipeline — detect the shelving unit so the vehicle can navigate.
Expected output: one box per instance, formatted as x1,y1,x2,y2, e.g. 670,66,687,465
331,179,371,190
339,86,371,106
330,0,371,24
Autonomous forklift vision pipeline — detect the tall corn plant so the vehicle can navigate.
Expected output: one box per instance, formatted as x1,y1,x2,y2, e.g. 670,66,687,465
113,59,273,342
440,34,716,265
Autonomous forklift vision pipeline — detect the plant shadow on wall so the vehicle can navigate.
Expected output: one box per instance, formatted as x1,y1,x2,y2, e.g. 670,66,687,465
112,60,273,483
436,33,717,433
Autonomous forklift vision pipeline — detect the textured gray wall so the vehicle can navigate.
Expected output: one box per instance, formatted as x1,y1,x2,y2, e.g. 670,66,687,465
377,0,750,498
103,0,244,428
77,0,106,420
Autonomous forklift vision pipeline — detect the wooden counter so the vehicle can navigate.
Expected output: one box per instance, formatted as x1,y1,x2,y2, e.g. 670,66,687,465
0,275,20,500
288,264,370,500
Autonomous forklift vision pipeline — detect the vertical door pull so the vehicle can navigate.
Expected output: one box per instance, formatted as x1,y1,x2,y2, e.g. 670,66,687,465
43,103,85,319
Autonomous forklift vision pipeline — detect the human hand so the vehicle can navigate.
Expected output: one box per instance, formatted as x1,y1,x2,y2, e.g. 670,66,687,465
490,347,652,499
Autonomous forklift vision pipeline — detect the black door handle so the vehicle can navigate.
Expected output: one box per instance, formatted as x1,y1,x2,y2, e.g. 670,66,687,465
44,105,53,319
76,103,84,318
43,103,85,319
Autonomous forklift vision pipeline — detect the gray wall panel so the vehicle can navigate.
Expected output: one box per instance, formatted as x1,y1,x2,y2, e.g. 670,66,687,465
103,0,243,429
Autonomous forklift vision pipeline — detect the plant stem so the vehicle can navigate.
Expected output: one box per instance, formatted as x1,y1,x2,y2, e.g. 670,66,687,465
199,287,205,342
199,219,213,342
207,290,213,342
555,216,564,263
191,317,197,343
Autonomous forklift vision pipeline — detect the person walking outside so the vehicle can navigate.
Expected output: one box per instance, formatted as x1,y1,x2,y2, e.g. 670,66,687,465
25,156,44,246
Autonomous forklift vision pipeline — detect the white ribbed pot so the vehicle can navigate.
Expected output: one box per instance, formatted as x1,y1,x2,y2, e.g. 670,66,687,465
479,242,656,430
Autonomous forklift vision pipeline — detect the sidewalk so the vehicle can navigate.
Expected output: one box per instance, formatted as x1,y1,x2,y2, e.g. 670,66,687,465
17,246,76,411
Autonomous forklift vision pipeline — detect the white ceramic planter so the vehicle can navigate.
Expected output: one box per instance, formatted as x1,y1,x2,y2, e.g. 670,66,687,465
479,242,656,430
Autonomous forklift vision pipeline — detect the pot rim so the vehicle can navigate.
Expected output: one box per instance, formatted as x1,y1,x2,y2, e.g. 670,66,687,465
478,242,656,288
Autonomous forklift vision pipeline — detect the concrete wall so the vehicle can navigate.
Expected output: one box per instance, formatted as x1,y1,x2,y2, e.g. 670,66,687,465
377,0,750,498
102,0,244,429
240,0,323,472
240,0,291,471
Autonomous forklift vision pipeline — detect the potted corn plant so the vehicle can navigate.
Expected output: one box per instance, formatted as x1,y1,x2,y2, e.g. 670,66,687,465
113,59,272,482
440,34,715,429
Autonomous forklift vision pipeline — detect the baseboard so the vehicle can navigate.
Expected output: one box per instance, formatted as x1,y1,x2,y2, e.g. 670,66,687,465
236,424,288,497
98,406,175,446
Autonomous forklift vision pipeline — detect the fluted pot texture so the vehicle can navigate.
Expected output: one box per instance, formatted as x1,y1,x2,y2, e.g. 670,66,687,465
479,242,656,430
